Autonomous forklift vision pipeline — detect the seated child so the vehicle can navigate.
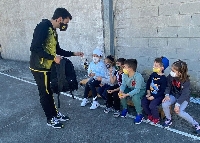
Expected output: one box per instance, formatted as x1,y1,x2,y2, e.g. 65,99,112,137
104,58,126,117
96,55,116,100
162,60,200,135
119,59,146,124
80,48,106,109
141,57,169,124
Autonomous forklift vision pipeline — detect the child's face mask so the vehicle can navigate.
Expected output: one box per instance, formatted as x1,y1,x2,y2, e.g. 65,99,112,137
123,68,129,74
93,57,100,63
153,67,160,73
170,71,176,77
106,63,111,69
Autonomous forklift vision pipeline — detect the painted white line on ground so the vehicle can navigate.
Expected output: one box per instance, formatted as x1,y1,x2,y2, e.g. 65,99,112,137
0,72,200,141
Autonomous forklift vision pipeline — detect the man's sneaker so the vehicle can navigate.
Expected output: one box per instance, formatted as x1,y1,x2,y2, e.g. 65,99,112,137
81,98,90,107
104,107,112,113
150,118,160,125
134,114,144,124
47,117,64,129
113,110,120,117
146,115,153,123
120,109,128,118
57,112,70,121
195,125,200,135
90,101,100,109
162,118,172,128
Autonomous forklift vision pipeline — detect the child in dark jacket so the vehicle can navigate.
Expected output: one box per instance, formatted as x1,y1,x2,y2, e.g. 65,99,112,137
103,58,126,117
162,60,200,135
142,57,169,124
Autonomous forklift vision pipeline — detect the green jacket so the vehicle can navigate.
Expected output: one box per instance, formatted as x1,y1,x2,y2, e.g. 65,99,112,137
30,19,74,71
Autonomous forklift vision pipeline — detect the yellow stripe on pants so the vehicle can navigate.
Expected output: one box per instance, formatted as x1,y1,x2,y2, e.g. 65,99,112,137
44,72,49,94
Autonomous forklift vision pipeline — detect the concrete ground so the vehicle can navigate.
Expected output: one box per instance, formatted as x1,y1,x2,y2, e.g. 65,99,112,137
0,59,200,143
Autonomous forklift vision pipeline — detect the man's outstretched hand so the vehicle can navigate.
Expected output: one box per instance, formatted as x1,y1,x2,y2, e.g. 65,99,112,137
74,52,84,57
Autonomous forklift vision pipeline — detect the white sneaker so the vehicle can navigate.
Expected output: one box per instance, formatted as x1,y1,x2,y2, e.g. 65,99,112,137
81,98,90,107
90,101,100,109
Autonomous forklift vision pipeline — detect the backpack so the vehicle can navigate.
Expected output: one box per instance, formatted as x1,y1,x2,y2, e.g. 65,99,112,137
50,58,78,107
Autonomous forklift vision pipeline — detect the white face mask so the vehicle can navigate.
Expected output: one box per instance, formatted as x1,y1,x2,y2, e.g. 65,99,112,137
93,57,99,63
170,71,176,77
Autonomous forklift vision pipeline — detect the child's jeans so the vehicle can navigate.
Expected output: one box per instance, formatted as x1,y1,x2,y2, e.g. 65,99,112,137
141,96,163,119
84,78,101,100
120,87,145,114
97,84,111,100
162,95,199,126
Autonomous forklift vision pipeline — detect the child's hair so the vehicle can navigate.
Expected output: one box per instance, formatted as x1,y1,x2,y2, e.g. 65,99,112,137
106,55,115,66
172,60,190,82
154,57,163,66
117,58,126,65
124,59,137,71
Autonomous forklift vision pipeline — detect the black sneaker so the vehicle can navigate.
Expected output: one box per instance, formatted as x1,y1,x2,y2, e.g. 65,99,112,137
113,110,120,117
57,112,70,121
47,117,64,129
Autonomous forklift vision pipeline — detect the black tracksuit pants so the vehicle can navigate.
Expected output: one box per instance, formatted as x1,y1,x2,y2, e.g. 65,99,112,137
31,70,57,120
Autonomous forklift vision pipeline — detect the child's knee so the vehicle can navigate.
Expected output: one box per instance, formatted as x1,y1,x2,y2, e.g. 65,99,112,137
149,103,157,110
162,102,170,108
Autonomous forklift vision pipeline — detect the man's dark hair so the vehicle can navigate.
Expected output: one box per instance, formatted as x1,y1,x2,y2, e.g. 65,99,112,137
117,58,126,65
124,59,137,71
52,8,72,20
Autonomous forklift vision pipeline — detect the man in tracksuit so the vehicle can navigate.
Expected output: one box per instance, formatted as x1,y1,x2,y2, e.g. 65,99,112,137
30,8,83,129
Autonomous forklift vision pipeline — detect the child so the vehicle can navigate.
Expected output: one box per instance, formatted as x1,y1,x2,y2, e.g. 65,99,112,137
80,48,106,109
162,60,200,135
119,59,146,124
96,55,116,100
104,58,126,117
141,57,169,124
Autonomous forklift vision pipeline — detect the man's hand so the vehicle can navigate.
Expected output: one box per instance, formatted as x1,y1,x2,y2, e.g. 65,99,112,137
96,76,102,81
147,96,154,100
89,73,95,77
174,106,180,114
162,95,170,102
74,52,84,57
54,56,61,64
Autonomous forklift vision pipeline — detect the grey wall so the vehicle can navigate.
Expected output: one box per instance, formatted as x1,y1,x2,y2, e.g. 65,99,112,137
1,0,200,93
0,0,104,66
114,0,200,92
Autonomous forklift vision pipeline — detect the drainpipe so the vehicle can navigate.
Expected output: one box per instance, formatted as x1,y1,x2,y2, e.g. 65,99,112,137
109,0,114,56
0,44,2,59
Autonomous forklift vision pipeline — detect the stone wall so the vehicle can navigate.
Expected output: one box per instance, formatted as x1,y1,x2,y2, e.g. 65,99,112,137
0,0,104,66
114,0,200,92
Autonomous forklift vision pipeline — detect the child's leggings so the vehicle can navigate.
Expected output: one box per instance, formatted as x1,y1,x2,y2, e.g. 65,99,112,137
162,95,199,126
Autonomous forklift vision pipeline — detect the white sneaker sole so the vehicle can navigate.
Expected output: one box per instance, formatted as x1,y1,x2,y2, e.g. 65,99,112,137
47,123,64,129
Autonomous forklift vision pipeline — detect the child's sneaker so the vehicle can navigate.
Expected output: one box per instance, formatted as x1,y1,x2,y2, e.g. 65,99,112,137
47,117,64,129
81,98,90,107
120,109,128,118
104,107,112,113
150,118,160,125
57,112,70,121
195,125,200,135
162,118,172,128
113,110,120,117
146,115,153,123
134,114,144,124
90,101,100,109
